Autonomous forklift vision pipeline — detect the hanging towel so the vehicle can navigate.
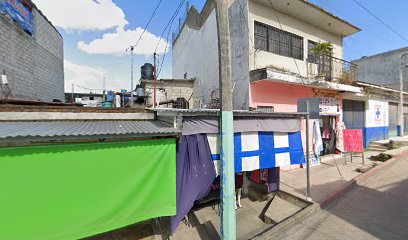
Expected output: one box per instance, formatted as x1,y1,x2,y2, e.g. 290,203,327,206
336,121,346,152
313,120,324,158
207,131,305,173
170,134,216,234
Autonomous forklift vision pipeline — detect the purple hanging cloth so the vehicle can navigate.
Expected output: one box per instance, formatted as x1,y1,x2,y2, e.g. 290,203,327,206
170,134,216,234
268,167,280,193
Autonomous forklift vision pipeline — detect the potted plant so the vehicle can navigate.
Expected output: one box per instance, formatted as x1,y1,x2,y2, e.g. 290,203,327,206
311,42,333,81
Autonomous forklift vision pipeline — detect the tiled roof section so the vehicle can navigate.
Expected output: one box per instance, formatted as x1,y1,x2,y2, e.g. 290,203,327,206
0,120,179,140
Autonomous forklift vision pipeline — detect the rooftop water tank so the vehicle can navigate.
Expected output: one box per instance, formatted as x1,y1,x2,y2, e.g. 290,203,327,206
141,63,154,80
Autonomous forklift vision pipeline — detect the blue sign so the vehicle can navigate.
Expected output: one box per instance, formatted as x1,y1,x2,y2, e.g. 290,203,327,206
0,0,34,34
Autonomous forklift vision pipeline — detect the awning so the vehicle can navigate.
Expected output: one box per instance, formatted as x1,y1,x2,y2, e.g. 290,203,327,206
182,117,302,135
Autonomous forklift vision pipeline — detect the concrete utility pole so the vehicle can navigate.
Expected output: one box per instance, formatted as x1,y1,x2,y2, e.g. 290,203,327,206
399,52,408,136
215,0,236,239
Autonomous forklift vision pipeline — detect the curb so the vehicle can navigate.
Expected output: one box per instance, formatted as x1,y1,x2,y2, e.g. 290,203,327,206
318,148,408,208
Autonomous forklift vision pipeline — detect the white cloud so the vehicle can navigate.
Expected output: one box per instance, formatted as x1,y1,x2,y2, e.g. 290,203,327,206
32,0,127,31
77,27,169,56
64,60,119,93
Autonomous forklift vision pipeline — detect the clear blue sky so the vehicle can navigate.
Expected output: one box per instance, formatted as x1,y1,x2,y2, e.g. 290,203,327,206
33,0,408,93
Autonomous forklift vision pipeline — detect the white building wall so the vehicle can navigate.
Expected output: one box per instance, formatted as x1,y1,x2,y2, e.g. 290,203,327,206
366,99,389,128
247,0,343,77
172,10,219,107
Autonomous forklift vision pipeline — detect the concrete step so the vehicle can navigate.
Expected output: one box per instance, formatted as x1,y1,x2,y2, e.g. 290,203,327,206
172,221,220,240
366,147,388,152
369,143,389,148
264,196,302,224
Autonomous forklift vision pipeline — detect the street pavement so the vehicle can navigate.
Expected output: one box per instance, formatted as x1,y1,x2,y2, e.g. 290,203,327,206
270,154,408,240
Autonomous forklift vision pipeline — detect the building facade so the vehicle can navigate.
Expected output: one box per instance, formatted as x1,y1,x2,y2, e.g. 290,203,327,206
173,0,363,157
173,0,360,110
351,47,408,138
0,0,64,101
141,78,195,108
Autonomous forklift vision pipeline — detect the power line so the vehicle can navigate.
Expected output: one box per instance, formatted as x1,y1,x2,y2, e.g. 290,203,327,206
157,0,187,77
267,0,304,82
128,0,164,51
352,0,408,44
154,0,186,53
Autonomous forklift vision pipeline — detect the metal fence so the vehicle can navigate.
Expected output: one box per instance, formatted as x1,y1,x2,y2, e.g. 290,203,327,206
307,54,357,84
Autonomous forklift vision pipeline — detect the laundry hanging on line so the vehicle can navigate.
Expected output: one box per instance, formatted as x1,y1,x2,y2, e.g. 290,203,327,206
207,131,305,174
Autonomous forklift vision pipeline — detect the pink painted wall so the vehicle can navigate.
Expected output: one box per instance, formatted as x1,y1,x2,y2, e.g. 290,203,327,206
250,81,315,111
250,81,343,171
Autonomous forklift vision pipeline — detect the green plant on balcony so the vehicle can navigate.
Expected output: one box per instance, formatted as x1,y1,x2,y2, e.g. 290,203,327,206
311,42,333,80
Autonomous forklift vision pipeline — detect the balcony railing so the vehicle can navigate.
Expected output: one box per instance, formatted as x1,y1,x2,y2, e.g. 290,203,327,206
307,54,357,85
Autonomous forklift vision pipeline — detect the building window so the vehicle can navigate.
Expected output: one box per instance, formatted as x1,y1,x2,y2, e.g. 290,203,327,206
308,40,318,63
254,21,304,60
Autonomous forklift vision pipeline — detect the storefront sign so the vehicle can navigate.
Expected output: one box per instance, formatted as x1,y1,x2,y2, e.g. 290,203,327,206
366,100,388,128
319,97,339,115
343,129,363,152
0,0,34,34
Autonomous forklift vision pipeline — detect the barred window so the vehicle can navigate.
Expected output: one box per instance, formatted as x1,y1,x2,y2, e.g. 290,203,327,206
308,40,318,63
254,21,304,60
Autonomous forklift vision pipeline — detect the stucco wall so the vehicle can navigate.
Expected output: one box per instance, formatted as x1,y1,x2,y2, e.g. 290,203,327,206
0,8,64,101
247,0,343,77
144,80,195,108
172,10,219,108
353,47,408,91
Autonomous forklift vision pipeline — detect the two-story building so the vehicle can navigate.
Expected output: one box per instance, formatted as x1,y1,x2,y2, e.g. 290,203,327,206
173,0,361,157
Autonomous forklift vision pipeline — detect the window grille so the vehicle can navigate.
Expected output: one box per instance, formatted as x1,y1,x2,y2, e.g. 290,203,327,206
254,21,304,60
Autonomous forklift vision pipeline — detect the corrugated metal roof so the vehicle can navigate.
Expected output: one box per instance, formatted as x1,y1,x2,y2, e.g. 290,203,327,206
151,108,308,118
0,120,179,141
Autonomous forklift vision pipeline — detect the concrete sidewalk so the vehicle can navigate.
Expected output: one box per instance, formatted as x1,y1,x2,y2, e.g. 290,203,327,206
390,135,408,148
280,151,381,205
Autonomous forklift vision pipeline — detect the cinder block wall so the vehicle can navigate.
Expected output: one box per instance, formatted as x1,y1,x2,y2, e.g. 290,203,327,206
0,8,64,101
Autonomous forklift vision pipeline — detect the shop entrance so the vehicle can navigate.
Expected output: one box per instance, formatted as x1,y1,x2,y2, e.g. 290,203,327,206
318,115,337,156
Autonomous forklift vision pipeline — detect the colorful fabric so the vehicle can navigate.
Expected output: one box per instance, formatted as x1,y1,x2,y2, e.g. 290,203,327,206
0,139,176,240
170,134,216,234
208,131,305,173
313,120,324,157
268,167,280,193
336,121,346,152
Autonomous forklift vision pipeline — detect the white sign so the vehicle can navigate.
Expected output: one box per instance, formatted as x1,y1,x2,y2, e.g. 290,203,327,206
320,97,339,114
366,100,389,128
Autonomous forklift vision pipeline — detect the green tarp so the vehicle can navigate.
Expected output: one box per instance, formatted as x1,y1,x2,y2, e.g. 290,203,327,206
0,139,176,240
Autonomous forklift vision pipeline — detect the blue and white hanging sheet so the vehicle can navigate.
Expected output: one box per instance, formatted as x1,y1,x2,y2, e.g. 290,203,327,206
207,131,305,175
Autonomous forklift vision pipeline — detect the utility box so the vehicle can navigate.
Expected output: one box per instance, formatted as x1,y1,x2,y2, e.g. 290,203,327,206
297,98,320,119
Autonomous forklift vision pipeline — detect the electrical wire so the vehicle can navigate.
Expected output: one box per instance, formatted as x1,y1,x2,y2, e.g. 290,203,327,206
351,0,408,44
267,0,304,83
128,0,165,51
156,0,187,78
145,0,186,96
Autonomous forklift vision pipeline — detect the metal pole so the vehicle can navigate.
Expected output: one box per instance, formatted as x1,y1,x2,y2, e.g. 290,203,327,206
130,47,134,108
154,52,157,108
399,53,407,136
71,83,74,103
103,76,106,102
306,101,311,197
215,0,235,239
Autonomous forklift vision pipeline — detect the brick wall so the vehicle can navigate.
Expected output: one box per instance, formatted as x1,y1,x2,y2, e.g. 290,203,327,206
0,8,64,101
